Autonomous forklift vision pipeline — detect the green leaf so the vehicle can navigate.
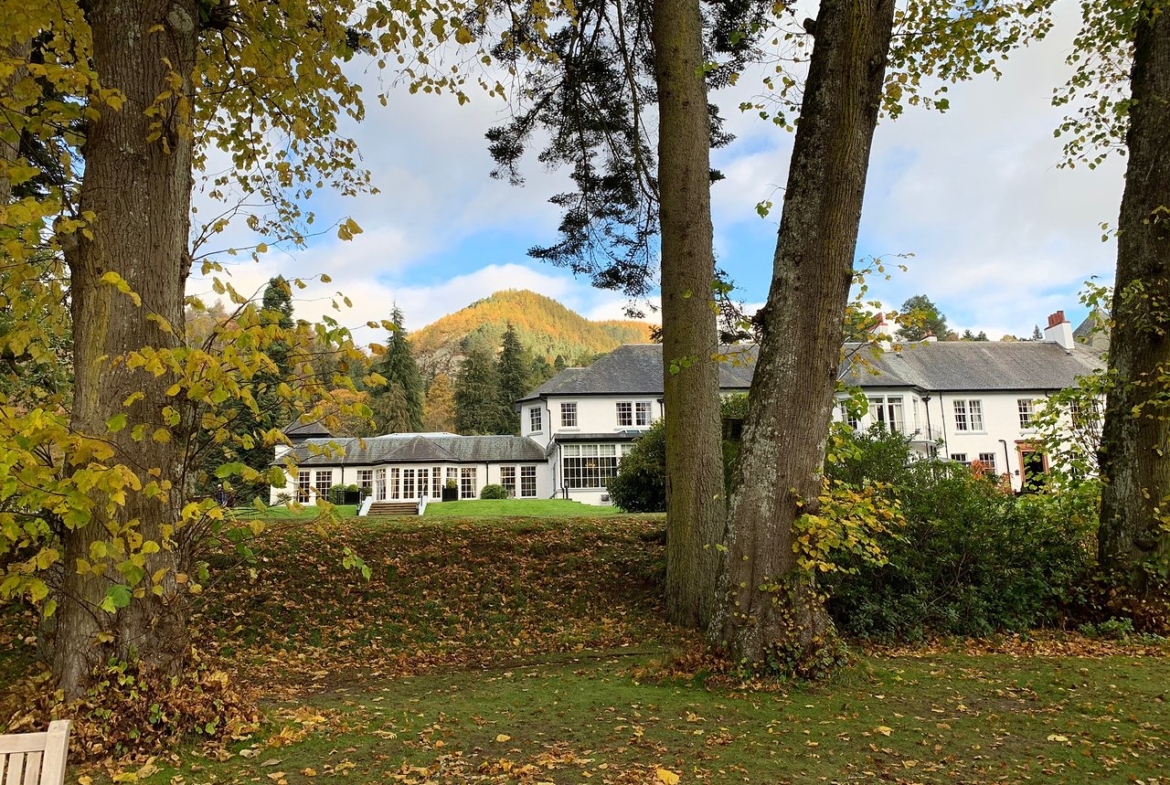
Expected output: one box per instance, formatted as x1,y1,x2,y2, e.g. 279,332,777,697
106,413,129,433
215,462,245,479
101,583,133,612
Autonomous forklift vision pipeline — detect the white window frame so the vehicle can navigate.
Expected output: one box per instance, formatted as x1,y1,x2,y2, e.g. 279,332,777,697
297,470,312,503
867,395,905,433
635,401,652,426
500,466,517,497
616,402,633,427
977,452,998,473
1018,398,1035,429
460,467,477,499
953,399,984,432
314,470,333,499
562,443,620,490
520,465,537,498
560,402,577,428
529,406,542,433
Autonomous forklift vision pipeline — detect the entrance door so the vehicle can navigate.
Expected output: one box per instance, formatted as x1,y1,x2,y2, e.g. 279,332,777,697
1019,448,1047,494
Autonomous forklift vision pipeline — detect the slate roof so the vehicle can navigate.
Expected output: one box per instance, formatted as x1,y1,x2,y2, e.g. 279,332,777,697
283,432,548,466
283,419,334,439
519,344,756,401
519,341,1104,399
840,341,1105,391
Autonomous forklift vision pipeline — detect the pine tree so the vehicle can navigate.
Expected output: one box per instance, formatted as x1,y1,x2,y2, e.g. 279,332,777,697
455,346,503,435
373,306,424,432
496,323,531,435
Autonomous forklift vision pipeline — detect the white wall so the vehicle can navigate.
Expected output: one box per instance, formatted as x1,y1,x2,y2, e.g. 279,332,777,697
830,388,1067,492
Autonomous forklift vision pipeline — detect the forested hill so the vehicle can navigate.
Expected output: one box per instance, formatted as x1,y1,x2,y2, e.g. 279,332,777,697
411,289,654,375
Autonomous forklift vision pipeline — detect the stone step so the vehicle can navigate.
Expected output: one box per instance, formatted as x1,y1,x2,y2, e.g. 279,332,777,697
367,502,420,517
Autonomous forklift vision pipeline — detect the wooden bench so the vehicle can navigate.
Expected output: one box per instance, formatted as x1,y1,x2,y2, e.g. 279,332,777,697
0,721,71,785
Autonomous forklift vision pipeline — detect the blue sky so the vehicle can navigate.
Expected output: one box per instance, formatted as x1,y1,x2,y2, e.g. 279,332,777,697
191,3,1124,345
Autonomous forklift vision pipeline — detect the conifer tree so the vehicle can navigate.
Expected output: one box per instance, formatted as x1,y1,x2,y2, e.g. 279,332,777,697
455,346,503,435
496,323,531,434
373,307,424,432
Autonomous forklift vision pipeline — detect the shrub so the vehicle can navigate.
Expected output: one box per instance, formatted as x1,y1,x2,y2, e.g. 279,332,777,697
327,484,361,504
608,421,666,512
480,483,509,500
824,427,1097,641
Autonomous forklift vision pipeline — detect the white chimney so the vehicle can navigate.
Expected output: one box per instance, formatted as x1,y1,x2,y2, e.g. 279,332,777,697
1044,310,1075,350
867,312,892,351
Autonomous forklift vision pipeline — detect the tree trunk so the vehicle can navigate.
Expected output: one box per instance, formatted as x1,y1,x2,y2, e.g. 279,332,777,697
55,0,197,698
1097,2,1170,602
709,0,896,671
652,0,725,629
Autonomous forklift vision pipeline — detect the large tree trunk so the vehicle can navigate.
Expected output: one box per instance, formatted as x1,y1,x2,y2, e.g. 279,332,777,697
55,0,197,698
1097,2,1170,602
709,0,896,670
652,0,725,629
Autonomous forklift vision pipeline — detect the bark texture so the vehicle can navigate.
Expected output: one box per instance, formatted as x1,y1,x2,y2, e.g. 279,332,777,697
652,0,726,629
1097,2,1170,599
55,0,198,697
709,0,896,670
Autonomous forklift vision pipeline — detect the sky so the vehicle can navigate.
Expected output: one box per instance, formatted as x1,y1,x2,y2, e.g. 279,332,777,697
189,3,1126,345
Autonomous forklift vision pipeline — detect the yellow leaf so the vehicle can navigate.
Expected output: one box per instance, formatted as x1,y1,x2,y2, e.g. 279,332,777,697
1047,734,1069,742
656,768,680,785
876,726,893,736
495,734,511,743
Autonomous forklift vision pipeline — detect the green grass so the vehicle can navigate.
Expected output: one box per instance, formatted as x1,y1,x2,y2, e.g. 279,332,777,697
132,651,1170,784
423,499,628,517
15,514,1170,783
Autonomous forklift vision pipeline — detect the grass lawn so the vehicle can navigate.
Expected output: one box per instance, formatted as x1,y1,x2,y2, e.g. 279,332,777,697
423,499,626,517
5,515,1169,783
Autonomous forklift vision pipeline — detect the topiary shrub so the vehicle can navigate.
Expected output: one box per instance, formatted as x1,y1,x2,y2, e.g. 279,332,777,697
480,483,509,500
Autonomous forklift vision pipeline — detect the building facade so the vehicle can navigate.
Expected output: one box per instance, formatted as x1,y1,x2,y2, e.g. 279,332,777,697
273,311,1103,505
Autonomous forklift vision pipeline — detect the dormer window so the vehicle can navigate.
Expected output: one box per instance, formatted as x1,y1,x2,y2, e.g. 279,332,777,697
529,406,542,433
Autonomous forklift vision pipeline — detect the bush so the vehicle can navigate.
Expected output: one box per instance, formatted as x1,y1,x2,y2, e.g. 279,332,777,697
480,483,509,500
608,421,666,512
824,427,1096,641
328,484,361,504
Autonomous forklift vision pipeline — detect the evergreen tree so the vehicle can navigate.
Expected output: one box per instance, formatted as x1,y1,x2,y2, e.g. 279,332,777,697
1031,325,1043,341
897,294,950,341
373,306,424,432
455,347,503,435
202,277,295,502
496,323,531,434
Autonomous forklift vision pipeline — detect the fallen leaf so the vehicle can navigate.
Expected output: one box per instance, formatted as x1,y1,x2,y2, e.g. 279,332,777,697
657,768,681,784
876,726,893,736
496,734,512,743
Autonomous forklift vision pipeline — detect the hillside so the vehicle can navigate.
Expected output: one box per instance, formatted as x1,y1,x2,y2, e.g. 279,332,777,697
411,290,654,375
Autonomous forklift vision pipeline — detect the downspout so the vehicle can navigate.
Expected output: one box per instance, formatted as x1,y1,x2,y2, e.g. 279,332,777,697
938,392,949,459
999,439,1012,489
921,392,933,457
